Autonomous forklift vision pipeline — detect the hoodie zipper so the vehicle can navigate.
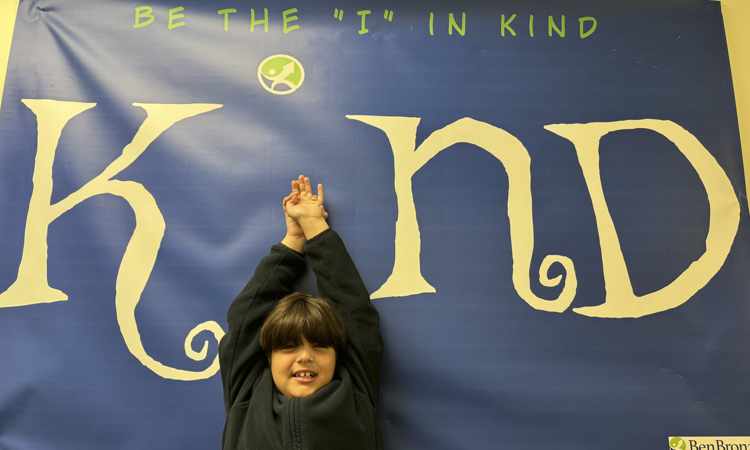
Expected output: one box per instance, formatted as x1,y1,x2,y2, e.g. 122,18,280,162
288,397,303,450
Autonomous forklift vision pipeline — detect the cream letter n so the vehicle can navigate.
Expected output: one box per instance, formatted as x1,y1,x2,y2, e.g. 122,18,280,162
347,115,577,313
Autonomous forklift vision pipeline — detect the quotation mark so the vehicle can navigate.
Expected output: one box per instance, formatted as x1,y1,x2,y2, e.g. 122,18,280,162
333,8,344,21
383,9,394,22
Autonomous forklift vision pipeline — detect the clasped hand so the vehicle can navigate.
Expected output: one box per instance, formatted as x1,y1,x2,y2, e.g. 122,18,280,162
281,175,330,252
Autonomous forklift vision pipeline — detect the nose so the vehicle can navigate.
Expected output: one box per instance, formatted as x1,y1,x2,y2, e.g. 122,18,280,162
296,346,314,363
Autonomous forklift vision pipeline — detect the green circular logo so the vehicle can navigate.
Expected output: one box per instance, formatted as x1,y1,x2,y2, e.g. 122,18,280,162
669,437,687,450
257,54,305,96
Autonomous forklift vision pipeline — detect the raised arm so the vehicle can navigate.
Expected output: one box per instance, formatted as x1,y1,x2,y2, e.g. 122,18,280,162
285,175,382,401
305,229,383,400
218,243,305,410
218,188,308,410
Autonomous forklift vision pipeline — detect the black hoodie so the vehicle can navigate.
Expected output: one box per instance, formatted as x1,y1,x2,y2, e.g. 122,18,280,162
219,229,383,450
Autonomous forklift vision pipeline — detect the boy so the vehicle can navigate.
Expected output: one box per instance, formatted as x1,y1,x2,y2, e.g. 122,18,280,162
219,175,383,450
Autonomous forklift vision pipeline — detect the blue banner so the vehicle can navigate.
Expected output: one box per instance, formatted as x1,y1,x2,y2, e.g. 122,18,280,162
1,1,747,449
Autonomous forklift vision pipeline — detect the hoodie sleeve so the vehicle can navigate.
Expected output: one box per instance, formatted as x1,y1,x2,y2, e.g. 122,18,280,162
304,229,383,404
218,243,306,411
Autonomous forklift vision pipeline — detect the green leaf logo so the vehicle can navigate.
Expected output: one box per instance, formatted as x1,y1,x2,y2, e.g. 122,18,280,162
257,54,305,96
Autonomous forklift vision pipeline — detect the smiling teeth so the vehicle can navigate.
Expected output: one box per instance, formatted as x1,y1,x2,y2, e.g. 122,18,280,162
295,371,316,377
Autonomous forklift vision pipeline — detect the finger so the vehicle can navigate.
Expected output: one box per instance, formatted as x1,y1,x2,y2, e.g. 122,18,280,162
297,176,309,197
291,179,299,194
303,176,312,194
317,183,325,204
282,193,293,206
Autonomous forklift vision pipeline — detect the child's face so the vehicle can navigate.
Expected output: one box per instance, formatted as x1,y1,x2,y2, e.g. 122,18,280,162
270,337,336,398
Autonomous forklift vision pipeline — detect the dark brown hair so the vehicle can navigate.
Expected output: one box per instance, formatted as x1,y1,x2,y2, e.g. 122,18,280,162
260,292,347,355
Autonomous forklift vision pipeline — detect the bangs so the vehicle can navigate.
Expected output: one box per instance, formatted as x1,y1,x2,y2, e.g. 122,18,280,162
265,305,339,348
260,293,346,354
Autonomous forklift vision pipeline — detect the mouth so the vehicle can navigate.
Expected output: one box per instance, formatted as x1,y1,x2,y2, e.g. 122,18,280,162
292,370,318,383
